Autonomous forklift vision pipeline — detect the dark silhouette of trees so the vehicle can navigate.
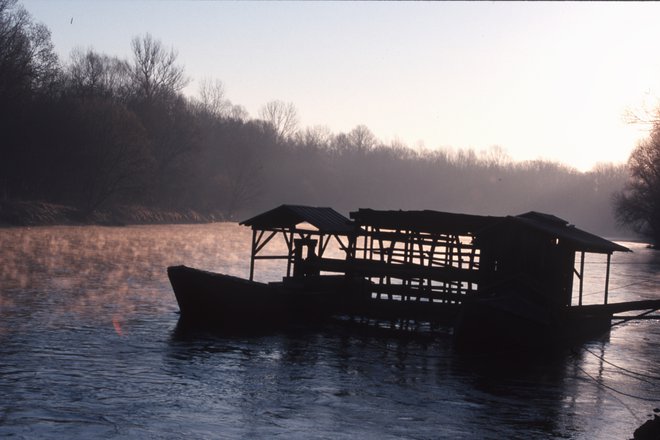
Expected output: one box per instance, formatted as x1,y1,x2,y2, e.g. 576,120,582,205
0,0,58,102
614,127,660,246
61,99,151,215
66,48,129,100
123,34,201,209
1,0,59,199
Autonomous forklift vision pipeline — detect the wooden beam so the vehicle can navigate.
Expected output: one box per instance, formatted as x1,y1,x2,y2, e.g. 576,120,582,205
604,253,611,305
285,231,293,277
249,229,257,281
578,251,585,306
574,299,660,315
254,230,278,254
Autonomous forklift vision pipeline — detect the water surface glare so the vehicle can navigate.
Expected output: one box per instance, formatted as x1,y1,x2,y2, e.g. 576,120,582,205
1,224,659,439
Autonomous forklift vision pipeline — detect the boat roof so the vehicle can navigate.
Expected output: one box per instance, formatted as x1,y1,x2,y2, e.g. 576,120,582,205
240,204,357,234
350,208,629,254
242,205,628,253
510,211,630,253
350,208,500,235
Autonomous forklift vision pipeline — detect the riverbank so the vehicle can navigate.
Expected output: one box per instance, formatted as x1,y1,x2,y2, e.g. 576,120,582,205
0,200,225,227
0,200,650,247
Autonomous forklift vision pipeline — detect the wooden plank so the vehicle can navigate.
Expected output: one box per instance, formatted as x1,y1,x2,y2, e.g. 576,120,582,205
314,257,480,283
370,284,472,303
364,229,474,245
254,255,292,260
571,299,660,314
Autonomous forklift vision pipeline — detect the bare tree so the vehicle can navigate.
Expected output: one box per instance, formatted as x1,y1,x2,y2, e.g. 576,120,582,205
479,145,511,167
66,48,129,99
294,125,333,150
259,100,299,141
196,77,231,117
129,33,188,101
228,104,249,122
0,0,58,99
347,125,377,151
614,126,660,246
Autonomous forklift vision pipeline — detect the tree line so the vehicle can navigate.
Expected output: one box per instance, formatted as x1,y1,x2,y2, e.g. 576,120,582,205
1,0,648,239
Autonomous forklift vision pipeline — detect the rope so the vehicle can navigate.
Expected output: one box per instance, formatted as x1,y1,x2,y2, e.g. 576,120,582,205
575,363,660,402
583,347,660,381
580,276,658,298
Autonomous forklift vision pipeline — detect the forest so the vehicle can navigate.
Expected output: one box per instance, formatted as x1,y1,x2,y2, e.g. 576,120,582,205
0,0,633,237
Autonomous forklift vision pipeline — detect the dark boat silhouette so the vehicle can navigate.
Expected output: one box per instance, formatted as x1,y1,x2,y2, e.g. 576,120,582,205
168,205,660,344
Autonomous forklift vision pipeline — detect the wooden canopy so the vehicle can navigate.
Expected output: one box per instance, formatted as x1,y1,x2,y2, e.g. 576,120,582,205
241,204,357,234
350,208,628,254
350,208,500,235
511,212,630,254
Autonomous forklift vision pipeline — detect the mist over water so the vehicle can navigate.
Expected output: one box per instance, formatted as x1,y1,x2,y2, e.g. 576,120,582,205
0,224,658,439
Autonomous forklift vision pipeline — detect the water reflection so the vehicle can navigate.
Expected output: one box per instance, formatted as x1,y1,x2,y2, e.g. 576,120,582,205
166,315,657,439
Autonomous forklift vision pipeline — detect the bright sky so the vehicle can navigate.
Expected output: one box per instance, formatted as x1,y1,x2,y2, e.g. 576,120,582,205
20,0,660,171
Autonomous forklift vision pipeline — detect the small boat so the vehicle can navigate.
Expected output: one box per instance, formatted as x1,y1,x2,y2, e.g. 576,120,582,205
168,265,362,328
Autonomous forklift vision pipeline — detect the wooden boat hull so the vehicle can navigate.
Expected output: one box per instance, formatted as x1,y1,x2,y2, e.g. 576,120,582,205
453,294,613,350
167,265,358,328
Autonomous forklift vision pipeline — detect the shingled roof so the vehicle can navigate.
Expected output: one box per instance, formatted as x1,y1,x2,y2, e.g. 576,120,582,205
240,205,356,234
350,208,628,254
241,205,628,254
350,208,500,235
511,212,630,253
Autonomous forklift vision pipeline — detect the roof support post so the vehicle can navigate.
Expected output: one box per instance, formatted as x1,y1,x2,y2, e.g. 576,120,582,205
604,253,611,305
249,229,257,281
578,251,585,306
285,231,294,278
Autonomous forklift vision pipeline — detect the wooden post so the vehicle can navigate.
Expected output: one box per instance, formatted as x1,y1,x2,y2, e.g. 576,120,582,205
249,229,257,281
579,251,585,306
604,253,611,305
285,231,293,278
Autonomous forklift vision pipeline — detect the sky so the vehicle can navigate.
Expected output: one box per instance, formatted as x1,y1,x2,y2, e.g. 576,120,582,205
19,0,660,171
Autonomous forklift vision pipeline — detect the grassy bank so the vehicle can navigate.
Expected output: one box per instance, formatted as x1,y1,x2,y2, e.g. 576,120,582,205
0,200,225,227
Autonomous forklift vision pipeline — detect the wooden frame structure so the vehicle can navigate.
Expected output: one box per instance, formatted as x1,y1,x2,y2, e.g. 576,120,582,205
348,209,498,308
350,209,629,312
572,251,612,306
239,205,630,322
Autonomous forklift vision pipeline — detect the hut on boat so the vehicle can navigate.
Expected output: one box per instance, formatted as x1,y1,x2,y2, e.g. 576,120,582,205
475,211,629,307
346,208,631,327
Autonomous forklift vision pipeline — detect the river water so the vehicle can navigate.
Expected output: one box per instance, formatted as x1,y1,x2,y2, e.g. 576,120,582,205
0,223,658,439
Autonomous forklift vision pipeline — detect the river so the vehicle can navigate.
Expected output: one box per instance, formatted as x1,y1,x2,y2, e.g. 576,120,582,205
0,223,658,439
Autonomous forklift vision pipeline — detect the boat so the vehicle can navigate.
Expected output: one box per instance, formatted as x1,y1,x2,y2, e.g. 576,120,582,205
168,265,361,328
168,205,371,328
168,204,659,343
